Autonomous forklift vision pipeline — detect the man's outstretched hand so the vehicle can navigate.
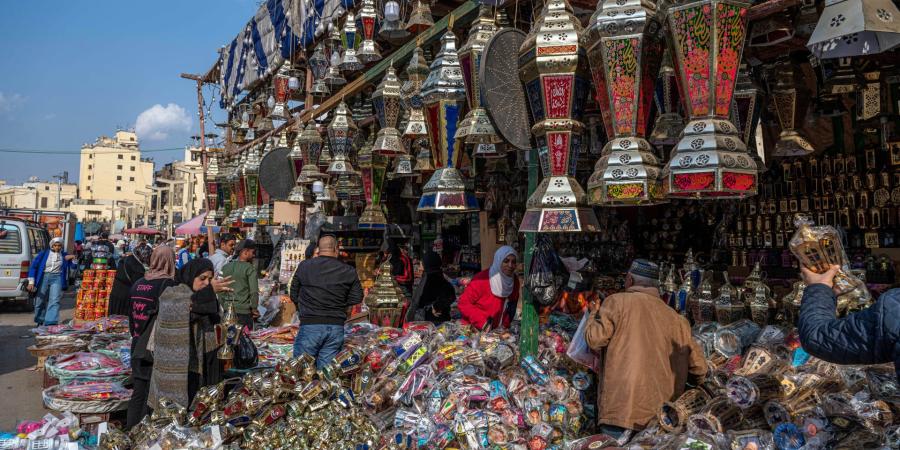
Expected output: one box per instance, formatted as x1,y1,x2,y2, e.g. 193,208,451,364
800,265,840,289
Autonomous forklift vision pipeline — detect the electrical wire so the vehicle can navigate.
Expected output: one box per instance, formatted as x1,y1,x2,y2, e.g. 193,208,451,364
0,147,185,155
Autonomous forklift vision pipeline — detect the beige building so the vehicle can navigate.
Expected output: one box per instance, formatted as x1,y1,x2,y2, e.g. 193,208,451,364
79,130,155,204
157,147,206,220
0,180,78,210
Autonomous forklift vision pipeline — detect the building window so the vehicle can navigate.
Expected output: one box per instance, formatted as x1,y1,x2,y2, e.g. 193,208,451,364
116,187,121,191
89,154,93,159
129,177,134,182
118,154,123,159
116,176,122,181
131,156,136,161
40,197,47,208
45,186,49,190
87,176,91,180
88,164,92,170
117,165,122,170
130,166,135,171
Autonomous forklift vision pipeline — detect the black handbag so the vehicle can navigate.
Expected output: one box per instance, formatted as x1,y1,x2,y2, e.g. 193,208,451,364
234,332,258,369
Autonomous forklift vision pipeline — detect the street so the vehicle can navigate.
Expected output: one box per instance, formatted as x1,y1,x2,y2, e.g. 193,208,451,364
0,291,75,431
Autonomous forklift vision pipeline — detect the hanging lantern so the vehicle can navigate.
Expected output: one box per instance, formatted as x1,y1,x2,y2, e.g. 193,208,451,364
221,158,235,216
518,0,599,232
216,158,231,218
340,11,364,72
357,140,389,229
413,141,434,172
205,154,221,226
808,56,852,117
401,46,430,139
233,152,248,216
372,64,405,156
585,0,667,206
325,25,348,86
650,49,685,147
297,122,328,183
392,154,417,177
242,145,263,222
473,143,506,159
287,181,315,204
380,0,410,42
318,141,333,172
664,0,758,199
287,126,305,180
456,5,502,151
417,29,479,213
309,43,331,97
405,0,434,34
271,64,297,121
317,183,338,203
731,64,768,172
807,0,900,59
327,101,358,175
238,103,252,130
358,0,382,64
857,70,883,121
771,61,815,157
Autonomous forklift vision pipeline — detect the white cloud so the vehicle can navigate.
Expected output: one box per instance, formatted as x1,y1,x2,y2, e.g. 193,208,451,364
135,103,192,141
0,92,25,113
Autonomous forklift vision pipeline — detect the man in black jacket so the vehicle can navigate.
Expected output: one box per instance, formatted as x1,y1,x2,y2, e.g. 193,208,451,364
290,235,363,368
798,265,900,379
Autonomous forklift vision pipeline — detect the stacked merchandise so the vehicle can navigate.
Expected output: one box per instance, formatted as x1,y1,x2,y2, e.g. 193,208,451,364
75,270,116,321
277,239,310,284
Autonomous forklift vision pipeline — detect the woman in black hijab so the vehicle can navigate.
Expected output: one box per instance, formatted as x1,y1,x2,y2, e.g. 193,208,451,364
406,251,454,324
109,244,152,316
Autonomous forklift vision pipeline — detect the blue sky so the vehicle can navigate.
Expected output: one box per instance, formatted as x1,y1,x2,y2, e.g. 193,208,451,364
0,1,257,184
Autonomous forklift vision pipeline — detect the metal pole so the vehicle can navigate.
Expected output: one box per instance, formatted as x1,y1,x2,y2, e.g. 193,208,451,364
518,146,539,357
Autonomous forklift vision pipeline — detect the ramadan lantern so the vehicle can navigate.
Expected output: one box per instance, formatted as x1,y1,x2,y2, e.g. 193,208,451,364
243,145,262,222
327,101,358,175
287,127,305,179
650,50,684,147
358,0,382,64
297,122,327,183
401,46,429,140
309,43,330,97
405,0,434,34
518,0,599,232
664,0,758,199
731,64,768,172
456,5,502,154
270,64,299,121
372,64,405,156
233,152,247,221
340,11,364,71
380,0,409,42
205,154,221,226
771,61,814,157
585,0,667,206
417,29,478,213
325,25,347,86
357,141,389,229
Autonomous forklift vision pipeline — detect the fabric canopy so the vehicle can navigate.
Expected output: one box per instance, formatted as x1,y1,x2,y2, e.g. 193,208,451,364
175,212,208,236
123,227,161,235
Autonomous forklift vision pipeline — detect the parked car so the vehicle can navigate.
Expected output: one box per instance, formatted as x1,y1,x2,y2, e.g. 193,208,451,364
0,217,51,311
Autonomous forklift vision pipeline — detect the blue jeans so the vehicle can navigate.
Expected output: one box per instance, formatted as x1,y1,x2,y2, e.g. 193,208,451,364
34,274,63,326
293,324,344,369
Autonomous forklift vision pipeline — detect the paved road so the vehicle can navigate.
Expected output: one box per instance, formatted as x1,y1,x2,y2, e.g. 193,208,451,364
0,292,75,431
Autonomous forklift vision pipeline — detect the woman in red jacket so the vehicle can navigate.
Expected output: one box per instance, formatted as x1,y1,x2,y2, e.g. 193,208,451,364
458,246,519,330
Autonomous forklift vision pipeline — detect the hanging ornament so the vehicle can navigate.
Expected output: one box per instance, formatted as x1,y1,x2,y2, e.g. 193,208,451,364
205,154,221,226
585,0,667,206
417,27,479,213
309,43,331,97
317,183,338,203
372,64,405,156
413,141,435,172
287,179,315,204
318,140,333,172
357,137,389,229
517,0,599,232
287,126,304,180
405,0,434,34
358,0,382,64
807,0,900,59
325,25,348,86
242,144,263,223
297,122,328,184
664,0,758,199
380,0,410,42
857,70,883,121
327,101,359,175
270,64,300,121
401,46,429,139
731,64,768,173
771,61,815,157
392,154,417,177
340,11,364,71
455,5,502,156
650,49,684,147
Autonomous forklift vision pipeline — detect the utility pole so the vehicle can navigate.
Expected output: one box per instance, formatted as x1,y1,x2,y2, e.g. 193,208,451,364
181,73,216,256
157,178,186,238
51,173,64,210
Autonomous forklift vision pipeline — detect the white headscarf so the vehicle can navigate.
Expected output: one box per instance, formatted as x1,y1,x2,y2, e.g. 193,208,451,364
50,237,64,251
489,246,517,297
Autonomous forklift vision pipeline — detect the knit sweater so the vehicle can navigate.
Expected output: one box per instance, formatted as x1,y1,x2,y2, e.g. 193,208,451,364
220,260,259,314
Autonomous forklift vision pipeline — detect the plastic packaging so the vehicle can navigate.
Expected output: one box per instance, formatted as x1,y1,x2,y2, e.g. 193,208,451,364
789,214,865,295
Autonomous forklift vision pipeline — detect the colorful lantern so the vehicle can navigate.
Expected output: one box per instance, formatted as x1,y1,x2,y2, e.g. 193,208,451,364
242,144,262,222
650,50,684,147
340,11,364,71
297,122,328,183
287,127,305,180
357,140,389,229
392,154,417,177
771,61,814,157
417,29,478,213
518,0,598,232
413,143,434,172
270,64,301,121
358,0,382,64
585,0,667,206
456,5,502,151
204,154,221,226
664,0,758,199
325,24,347,86
731,64,767,172
807,0,900,59
327,101,358,175
401,46,429,139
372,64,405,156
309,43,331,97
405,0,433,34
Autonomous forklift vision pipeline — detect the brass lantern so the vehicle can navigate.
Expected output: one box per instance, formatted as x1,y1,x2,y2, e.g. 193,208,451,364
417,29,478,213
357,141,389,229
401,46,429,139
287,180,315,204
731,64,768,172
297,122,328,183
413,142,435,172
771,61,814,157
318,140,333,172
585,0,667,206
455,5,502,152
807,0,900,59
325,25,347,86
358,0,382,64
392,154,417,177
309,43,330,97
327,101,358,175
372,64,405,156
340,11,364,72
205,154,221,226
405,0,434,34
518,0,599,232
650,49,684,147
242,144,263,223
284,128,303,180
664,0,758,199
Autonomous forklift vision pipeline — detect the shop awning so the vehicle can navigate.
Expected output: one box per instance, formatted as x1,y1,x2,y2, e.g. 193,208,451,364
122,227,161,236
175,212,208,236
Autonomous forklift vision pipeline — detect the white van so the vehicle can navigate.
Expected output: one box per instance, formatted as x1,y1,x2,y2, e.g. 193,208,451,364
0,217,51,310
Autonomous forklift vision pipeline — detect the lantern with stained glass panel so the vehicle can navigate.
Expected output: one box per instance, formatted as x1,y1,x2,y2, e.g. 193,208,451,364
340,11,364,71
357,141,389,229
325,25,347,86
327,101,358,175
309,43,330,97
650,50,684,147
242,144,262,222
771,61,815,157
455,5,502,154
731,64,767,172
372,65,405,156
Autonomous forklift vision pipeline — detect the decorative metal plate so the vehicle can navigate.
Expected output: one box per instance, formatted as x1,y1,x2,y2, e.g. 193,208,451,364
259,147,295,200
480,28,531,151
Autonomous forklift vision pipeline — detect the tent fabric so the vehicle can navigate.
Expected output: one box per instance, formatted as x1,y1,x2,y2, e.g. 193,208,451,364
175,212,209,236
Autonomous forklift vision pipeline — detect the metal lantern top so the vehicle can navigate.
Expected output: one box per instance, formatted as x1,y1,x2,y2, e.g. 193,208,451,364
406,0,434,34
288,126,304,164
327,101,358,174
808,0,900,59
421,30,466,106
401,46,430,104
309,43,329,80
650,49,684,147
243,145,262,176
